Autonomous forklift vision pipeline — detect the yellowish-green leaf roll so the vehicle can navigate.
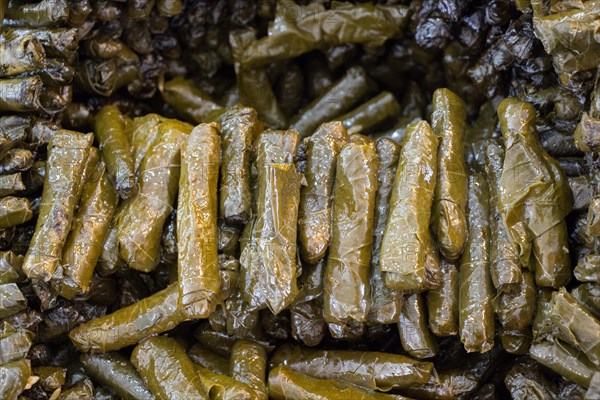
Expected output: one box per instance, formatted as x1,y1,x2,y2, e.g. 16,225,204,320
380,120,440,292
131,335,209,400
459,170,494,353
55,148,118,299
117,120,191,272
22,130,93,281
323,135,378,326
177,123,221,319
430,88,468,262
94,105,136,199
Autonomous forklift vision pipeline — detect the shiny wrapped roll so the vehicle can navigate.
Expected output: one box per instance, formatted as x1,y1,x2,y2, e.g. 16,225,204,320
117,120,192,272
268,366,413,400
55,148,118,299
22,130,93,281
430,88,468,262
230,340,268,399
380,120,440,292
298,121,349,265
240,129,301,314
131,336,208,400
368,138,403,325
217,106,259,226
80,352,155,400
498,98,573,288
69,284,186,353
177,123,220,319
324,136,378,326
398,293,438,359
270,343,433,391
94,105,136,199
459,171,494,353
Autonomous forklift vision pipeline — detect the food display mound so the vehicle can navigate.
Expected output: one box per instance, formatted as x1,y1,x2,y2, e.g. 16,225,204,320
0,0,599,399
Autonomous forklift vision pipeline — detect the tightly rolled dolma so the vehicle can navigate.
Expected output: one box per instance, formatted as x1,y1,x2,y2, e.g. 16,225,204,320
0,173,25,197
0,35,45,77
0,282,26,319
338,92,401,135
117,120,191,272
504,358,560,400
290,66,371,137
572,283,600,319
328,319,366,341
195,365,260,400
323,135,378,326
530,340,596,389
533,3,600,55
499,328,532,356
240,129,301,314
217,106,259,226
225,292,260,338
75,59,117,97
483,141,522,289
94,105,136,199
96,219,124,278
188,344,230,376
131,335,208,400
161,76,222,124
494,269,536,331
298,121,349,265
236,65,287,129
398,293,438,359
229,340,268,399
270,343,433,391
427,259,459,337
0,251,24,285
55,148,118,299
0,115,28,154
545,288,600,368
0,149,34,176
290,299,327,347
3,0,69,28
380,120,440,292
22,130,93,281
0,76,44,112
218,222,240,256
459,170,495,353
498,98,573,287
0,321,32,365
0,197,32,229
430,88,468,262
177,123,220,319
69,284,186,353
130,113,166,174
0,359,33,400
268,366,413,400
368,138,403,325
399,369,479,400
80,352,155,400
2,27,78,59
234,1,409,68
292,256,325,306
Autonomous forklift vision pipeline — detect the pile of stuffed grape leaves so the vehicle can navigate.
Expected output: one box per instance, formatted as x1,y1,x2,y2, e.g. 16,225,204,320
1,0,600,399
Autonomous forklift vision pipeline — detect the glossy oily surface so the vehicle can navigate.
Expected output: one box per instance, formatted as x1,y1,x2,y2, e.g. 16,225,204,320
323,136,379,327
380,120,440,292
177,123,220,319
131,335,208,400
